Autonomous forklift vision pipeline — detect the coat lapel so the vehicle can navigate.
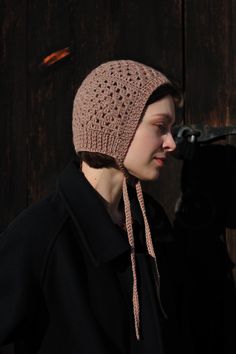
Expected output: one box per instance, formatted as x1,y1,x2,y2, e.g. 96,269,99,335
57,158,131,266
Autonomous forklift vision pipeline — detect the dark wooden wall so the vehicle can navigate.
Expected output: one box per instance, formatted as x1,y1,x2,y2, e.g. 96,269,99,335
0,0,183,227
0,0,236,353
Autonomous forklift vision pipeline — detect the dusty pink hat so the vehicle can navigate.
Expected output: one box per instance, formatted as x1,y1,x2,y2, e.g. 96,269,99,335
72,60,172,340
72,59,171,168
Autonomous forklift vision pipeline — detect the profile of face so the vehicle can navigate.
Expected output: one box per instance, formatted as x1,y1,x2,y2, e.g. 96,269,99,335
123,94,176,181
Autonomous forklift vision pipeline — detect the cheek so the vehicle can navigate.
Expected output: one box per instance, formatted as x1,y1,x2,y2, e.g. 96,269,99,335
131,130,161,155
124,130,159,166
126,131,148,160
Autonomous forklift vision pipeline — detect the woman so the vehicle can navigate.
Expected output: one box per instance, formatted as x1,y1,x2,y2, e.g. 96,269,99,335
0,59,181,353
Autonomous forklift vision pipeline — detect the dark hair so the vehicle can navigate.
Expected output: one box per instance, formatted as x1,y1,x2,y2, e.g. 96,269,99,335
76,151,119,169
146,83,183,107
77,83,183,169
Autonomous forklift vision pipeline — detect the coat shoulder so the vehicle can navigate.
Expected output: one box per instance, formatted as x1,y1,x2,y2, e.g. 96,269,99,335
2,192,67,241
0,191,68,279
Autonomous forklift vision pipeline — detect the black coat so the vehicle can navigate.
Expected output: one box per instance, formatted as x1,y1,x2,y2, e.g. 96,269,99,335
0,158,179,354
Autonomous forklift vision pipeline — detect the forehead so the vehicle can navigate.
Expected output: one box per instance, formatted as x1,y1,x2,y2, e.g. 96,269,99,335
143,95,175,123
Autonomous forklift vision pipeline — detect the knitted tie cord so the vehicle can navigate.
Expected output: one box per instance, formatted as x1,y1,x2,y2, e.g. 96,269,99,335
72,59,172,340
123,177,167,340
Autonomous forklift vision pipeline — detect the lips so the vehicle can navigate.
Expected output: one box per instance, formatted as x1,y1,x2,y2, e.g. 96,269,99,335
153,156,166,166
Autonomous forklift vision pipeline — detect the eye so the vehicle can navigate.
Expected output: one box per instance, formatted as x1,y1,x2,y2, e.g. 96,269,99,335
154,123,169,134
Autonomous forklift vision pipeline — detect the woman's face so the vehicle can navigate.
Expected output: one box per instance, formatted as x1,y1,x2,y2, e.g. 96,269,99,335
123,94,176,181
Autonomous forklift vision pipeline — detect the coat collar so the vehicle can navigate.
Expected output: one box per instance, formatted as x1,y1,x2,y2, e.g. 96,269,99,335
56,157,144,266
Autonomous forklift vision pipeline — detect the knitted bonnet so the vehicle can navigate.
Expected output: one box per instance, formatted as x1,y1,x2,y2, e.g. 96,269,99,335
72,59,172,340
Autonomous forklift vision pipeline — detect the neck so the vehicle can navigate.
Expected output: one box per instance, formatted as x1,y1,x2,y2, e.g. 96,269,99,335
81,161,125,224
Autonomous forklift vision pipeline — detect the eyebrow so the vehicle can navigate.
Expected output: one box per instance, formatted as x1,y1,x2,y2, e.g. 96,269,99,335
150,113,175,123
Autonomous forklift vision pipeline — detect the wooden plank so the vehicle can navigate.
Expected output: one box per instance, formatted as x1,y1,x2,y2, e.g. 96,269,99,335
185,0,231,125
27,1,74,204
0,1,27,352
0,0,27,228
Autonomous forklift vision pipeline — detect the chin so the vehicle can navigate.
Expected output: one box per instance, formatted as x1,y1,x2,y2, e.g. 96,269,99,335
131,169,161,181
146,173,160,182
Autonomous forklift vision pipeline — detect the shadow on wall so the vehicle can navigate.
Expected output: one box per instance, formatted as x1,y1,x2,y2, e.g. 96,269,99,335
173,144,236,354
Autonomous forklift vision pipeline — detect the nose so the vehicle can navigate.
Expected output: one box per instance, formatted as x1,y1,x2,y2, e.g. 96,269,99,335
163,131,176,152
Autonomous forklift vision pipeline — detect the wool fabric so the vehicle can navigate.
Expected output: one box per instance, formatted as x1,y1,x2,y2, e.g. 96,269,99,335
72,60,171,166
72,59,172,340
